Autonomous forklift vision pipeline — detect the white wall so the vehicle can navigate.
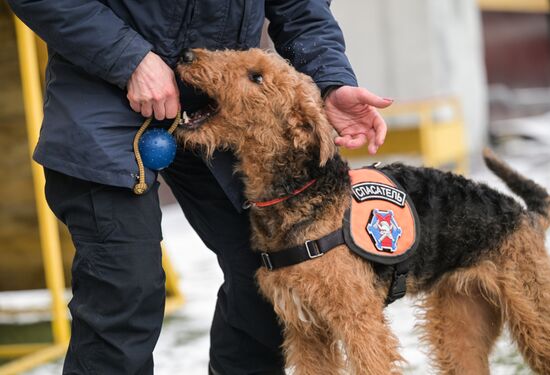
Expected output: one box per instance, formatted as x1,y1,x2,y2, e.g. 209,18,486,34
331,0,488,153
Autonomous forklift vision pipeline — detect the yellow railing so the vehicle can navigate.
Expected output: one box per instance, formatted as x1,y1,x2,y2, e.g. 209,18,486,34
0,18,184,375
478,0,550,13
0,18,69,375
341,96,468,174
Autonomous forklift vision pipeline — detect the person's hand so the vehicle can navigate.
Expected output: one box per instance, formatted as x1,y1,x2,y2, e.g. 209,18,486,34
127,52,180,120
324,86,393,154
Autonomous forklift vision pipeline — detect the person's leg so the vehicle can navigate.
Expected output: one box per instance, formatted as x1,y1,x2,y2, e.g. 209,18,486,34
161,149,285,375
44,168,166,375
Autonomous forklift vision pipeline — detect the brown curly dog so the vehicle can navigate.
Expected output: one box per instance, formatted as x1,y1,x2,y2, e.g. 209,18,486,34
175,48,550,375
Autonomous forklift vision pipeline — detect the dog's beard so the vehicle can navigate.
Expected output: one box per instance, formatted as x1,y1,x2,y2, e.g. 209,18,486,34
176,127,232,162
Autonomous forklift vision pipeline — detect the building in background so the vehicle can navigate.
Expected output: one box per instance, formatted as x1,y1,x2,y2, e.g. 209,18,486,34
332,0,487,155
332,0,550,157
481,3,550,122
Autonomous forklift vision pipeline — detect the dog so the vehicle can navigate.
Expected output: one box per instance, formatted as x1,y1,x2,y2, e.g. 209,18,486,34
175,48,550,374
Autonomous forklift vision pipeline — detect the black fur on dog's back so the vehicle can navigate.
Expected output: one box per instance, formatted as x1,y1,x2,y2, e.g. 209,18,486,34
379,163,525,288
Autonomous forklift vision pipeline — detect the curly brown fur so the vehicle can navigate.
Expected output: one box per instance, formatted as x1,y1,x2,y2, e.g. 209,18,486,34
176,48,550,374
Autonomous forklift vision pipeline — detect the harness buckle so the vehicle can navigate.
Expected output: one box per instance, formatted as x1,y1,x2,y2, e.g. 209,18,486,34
261,253,273,271
385,268,408,305
305,240,323,259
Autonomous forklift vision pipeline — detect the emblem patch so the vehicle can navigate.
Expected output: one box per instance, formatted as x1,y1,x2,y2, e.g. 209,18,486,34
366,209,403,253
351,182,406,207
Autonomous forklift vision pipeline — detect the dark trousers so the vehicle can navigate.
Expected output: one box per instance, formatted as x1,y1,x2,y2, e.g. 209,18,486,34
44,149,284,374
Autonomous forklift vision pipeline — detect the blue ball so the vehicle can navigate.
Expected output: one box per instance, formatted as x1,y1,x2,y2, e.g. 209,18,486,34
138,128,177,170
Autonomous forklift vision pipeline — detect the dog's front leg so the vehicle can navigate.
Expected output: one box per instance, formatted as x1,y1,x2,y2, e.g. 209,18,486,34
257,248,403,374
282,319,346,375
257,272,346,374
293,249,402,375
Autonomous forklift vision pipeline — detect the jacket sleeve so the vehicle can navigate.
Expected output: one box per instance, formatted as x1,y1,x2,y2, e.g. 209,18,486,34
265,0,358,94
7,0,152,89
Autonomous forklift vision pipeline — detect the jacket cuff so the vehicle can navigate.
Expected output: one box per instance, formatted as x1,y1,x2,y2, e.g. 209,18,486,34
321,85,342,100
316,77,358,98
108,31,153,89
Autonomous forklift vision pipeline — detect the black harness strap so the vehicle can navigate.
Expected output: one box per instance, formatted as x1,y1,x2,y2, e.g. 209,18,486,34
260,229,344,271
259,228,410,305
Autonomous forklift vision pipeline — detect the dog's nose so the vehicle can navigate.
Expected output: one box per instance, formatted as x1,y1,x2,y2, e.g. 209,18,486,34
179,48,196,64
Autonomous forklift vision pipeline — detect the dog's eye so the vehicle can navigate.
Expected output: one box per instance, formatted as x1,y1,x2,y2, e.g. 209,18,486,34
248,72,263,85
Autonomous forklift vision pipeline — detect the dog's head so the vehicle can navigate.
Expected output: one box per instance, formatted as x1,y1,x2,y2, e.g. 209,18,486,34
175,48,336,166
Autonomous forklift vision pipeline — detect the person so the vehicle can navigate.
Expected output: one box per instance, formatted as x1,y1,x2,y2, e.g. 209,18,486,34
7,1,392,374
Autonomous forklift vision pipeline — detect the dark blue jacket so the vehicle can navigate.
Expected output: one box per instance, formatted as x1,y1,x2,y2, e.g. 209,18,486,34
8,0,357,207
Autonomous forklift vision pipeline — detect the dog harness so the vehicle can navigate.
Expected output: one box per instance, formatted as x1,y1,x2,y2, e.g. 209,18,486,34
258,166,420,304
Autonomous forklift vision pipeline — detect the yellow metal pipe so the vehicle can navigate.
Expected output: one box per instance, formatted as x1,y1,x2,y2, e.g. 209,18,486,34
164,295,186,316
478,0,550,13
418,104,434,167
13,17,70,346
0,345,67,375
0,344,49,358
342,96,468,174
161,243,185,314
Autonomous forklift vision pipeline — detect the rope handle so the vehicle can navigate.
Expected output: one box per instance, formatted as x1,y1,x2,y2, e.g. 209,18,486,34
133,111,182,195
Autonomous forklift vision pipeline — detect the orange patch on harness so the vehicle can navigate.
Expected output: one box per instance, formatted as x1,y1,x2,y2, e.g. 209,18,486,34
343,168,419,265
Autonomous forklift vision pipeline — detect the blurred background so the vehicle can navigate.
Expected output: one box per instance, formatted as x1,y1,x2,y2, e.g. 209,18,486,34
0,0,549,373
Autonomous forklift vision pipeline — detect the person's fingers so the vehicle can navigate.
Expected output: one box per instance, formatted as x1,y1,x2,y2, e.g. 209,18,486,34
355,87,394,109
372,115,388,147
346,134,368,149
337,124,370,136
364,128,375,154
335,134,367,149
334,134,353,147
334,135,347,147
164,77,181,119
368,145,379,155
153,100,166,121
141,102,153,118
129,99,141,114
165,96,180,119
126,52,182,120
367,129,379,155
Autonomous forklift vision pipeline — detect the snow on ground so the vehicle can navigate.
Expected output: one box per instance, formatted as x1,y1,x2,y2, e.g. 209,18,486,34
13,117,550,374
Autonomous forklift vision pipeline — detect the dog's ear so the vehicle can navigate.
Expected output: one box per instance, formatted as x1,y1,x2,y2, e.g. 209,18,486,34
314,112,338,167
288,87,336,167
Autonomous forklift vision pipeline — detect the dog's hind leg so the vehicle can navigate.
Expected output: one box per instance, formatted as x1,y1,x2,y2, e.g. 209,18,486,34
419,263,503,375
497,226,550,374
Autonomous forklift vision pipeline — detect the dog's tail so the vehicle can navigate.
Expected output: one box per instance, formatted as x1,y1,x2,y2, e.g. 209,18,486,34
483,148,550,228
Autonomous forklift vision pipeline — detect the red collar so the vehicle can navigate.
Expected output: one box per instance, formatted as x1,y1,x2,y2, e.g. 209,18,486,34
243,179,317,209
